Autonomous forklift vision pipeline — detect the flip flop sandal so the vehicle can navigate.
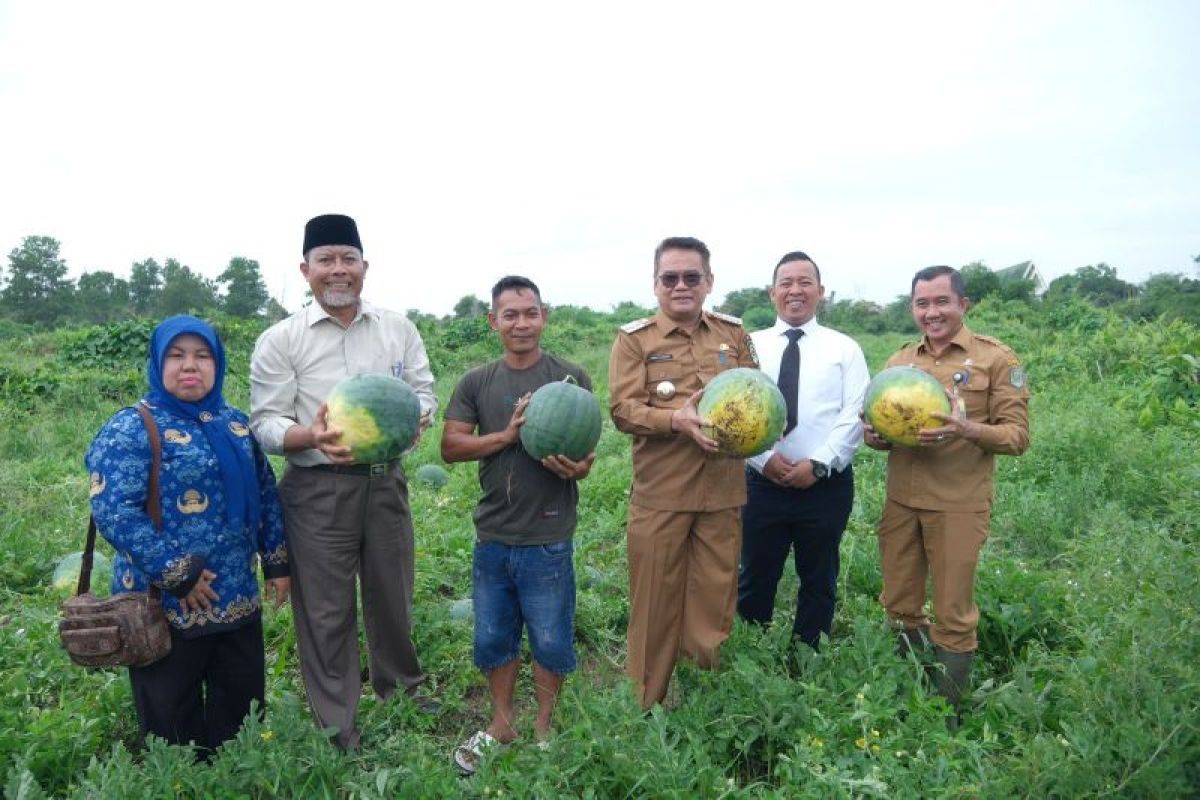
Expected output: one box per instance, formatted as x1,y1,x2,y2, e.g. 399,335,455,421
453,730,501,775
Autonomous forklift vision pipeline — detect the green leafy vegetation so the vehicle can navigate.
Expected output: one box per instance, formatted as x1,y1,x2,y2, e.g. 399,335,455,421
0,295,1197,797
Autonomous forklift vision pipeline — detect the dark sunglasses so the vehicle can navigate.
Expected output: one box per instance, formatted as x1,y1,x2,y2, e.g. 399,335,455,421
658,271,706,288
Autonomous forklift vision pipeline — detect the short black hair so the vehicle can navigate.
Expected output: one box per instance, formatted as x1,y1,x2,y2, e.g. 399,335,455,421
911,265,965,298
490,275,542,308
654,236,711,276
773,251,821,285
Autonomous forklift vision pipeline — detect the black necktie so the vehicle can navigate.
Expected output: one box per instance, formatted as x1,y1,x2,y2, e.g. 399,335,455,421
778,328,803,435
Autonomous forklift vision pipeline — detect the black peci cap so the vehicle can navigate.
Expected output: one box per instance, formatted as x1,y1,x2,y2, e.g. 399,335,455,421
303,214,363,255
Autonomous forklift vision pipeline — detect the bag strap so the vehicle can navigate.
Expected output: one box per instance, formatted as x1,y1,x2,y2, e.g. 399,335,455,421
77,401,164,597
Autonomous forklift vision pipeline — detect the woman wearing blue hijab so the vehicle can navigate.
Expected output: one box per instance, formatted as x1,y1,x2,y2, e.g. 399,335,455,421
86,316,290,757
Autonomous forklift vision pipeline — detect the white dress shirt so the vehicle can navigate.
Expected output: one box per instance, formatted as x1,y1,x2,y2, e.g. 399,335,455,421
249,299,437,466
745,317,869,475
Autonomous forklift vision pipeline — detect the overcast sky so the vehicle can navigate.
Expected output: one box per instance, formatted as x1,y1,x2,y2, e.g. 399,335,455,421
1,1,1197,316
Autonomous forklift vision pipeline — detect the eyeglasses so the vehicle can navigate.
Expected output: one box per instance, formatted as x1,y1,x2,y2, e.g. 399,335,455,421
658,271,706,288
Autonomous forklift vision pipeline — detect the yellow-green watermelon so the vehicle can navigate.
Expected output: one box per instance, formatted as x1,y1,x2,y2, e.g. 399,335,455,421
698,368,787,457
520,376,602,461
863,366,951,446
326,374,421,463
52,551,111,595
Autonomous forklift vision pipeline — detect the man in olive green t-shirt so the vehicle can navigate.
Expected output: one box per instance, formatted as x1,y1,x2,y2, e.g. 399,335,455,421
441,275,596,774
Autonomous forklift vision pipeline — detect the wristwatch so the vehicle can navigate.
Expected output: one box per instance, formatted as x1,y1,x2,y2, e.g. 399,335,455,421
810,460,829,479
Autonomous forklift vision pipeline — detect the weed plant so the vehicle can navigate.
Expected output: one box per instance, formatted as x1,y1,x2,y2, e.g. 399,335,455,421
0,308,1196,797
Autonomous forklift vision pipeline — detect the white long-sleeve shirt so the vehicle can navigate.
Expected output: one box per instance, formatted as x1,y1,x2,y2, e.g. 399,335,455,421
745,317,869,475
249,299,437,467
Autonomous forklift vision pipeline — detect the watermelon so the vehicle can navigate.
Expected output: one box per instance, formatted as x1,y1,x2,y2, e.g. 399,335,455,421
449,598,473,623
520,375,602,461
414,463,450,489
52,551,111,595
863,366,952,446
325,374,422,463
697,368,787,457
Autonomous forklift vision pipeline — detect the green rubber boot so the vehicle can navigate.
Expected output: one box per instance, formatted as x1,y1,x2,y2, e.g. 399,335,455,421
933,647,973,731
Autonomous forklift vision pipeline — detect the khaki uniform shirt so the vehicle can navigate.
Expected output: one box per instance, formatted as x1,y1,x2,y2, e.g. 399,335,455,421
884,324,1030,511
609,310,759,512
249,300,437,467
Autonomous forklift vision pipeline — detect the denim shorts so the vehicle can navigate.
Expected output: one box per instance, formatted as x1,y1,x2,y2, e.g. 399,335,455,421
472,539,577,674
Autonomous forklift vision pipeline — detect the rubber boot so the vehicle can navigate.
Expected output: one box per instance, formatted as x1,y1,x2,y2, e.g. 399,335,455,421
933,647,973,731
895,625,931,659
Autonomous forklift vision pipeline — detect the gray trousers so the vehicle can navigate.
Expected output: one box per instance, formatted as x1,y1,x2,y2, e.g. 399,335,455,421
279,464,425,750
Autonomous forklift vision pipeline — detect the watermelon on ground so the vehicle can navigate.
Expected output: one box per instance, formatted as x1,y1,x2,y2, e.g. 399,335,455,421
698,368,787,457
863,365,952,446
325,374,422,463
449,598,473,623
52,551,111,595
520,376,602,461
414,463,450,489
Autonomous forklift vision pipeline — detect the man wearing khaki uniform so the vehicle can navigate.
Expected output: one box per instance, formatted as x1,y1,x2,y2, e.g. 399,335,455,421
250,214,436,750
609,236,758,709
864,265,1029,725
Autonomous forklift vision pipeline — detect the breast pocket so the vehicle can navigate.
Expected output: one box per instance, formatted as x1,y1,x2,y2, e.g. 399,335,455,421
959,375,992,418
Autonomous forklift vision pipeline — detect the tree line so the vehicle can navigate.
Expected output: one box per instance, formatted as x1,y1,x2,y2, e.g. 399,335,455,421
3,234,1197,332
0,236,286,327
718,257,1200,333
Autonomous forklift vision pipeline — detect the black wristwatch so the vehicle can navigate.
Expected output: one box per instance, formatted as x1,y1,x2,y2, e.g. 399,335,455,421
810,459,829,479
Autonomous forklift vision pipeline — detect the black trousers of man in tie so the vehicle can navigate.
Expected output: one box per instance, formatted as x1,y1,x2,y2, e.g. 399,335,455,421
737,466,854,649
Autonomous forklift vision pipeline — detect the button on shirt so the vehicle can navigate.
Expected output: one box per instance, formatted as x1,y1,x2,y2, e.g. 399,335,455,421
609,311,758,512
884,324,1030,511
249,300,437,467
746,318,870,475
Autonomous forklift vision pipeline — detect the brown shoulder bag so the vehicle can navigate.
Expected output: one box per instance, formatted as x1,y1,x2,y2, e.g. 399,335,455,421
59,402,173,668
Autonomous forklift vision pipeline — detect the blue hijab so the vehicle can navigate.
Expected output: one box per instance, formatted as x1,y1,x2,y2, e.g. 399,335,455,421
144,316,260,534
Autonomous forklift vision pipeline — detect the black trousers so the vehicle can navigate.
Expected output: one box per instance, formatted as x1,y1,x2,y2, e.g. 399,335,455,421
128,617,265,755
737,467,854,648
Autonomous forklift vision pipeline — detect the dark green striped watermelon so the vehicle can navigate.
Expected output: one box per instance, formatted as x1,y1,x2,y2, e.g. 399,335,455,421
326,374,421,463
519,375,602,461
698,368,786,457
414,463,450,489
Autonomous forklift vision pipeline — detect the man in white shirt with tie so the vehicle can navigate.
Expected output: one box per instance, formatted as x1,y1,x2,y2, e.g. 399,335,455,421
738,251,870,649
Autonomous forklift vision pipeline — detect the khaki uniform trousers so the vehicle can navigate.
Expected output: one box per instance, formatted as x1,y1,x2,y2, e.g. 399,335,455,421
279,465,425,750
626,503,741,709
877,499,990,653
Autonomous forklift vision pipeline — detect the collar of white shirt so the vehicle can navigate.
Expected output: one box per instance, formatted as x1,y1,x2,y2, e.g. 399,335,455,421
304,298,380,328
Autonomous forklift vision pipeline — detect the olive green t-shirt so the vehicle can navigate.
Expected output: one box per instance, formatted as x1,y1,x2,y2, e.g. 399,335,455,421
444,353,593,545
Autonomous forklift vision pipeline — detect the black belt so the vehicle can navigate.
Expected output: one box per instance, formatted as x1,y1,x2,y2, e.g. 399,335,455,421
307,461,398,477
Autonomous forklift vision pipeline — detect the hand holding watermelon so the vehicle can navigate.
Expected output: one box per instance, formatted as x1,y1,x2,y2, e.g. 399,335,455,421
670,389,721,454
540,452,596,480
311,403,356,464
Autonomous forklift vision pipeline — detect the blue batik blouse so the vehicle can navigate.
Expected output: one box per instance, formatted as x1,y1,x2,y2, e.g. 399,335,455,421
86,401,289,638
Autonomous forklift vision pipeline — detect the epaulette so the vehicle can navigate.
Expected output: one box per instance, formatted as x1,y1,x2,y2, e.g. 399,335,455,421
619,317,654,334
708,310,742,325
974,333,1016,354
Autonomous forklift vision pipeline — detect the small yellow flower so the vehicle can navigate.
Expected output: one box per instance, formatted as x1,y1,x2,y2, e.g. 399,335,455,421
808,735,824,748
855,737,867,749
871,744,880,754
856,692,865,701
871,729,880,738
260,730,274,741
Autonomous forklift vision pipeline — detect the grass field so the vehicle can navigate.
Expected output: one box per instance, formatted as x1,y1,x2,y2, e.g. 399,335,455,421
1,303,1197,798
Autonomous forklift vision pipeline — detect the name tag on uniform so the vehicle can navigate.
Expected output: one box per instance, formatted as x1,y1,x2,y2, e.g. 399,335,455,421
646,353,673,363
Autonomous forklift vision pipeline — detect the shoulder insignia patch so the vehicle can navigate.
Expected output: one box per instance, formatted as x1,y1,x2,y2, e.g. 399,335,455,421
620,317,653,334
708,310,742,325
1009,367,1027,388
743,333,760,368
